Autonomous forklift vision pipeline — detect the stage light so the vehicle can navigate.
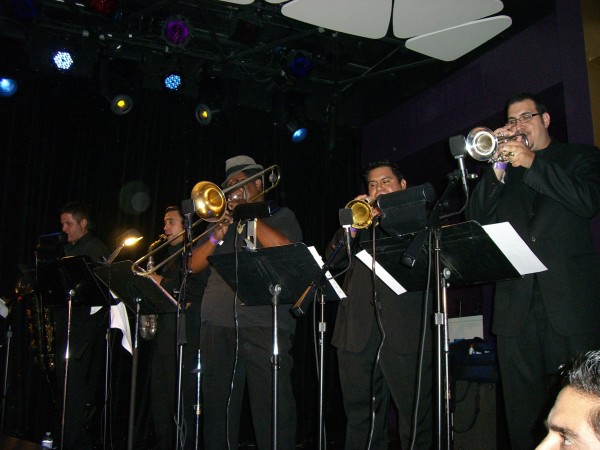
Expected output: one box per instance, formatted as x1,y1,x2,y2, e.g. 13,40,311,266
110,94,133,115
286,121,308,143
289,54,314,79
53,50,74,71
0,78,18,97
195,104,220,125
163,73,182,91
162,16,192,47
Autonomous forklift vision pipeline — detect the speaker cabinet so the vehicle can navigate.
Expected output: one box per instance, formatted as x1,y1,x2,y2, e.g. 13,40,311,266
452,381,497,449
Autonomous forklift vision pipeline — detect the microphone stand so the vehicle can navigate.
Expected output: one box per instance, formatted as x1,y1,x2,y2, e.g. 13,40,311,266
401,172,461,450
290,237,345,450
175,209,194,450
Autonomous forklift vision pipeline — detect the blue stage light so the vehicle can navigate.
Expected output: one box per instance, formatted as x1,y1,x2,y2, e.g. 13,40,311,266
0,78,18,97
53,51,74,71
287,121,308,143
163,73,182,91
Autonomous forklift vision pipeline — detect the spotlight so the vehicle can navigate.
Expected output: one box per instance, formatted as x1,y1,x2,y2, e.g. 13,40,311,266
286,121,308,143
110,94,133,115
289,54,314,79
195,104,211,125
163,73,182,91
0,78,18,97
52,50,74,71
162,16,192,47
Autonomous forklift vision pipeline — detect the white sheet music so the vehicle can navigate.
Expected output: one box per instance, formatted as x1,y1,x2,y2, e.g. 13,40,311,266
482,222,547,275
356,250,407,295
307,246,347,299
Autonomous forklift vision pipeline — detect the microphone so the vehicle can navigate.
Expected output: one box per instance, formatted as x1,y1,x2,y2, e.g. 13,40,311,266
339,208,354,260
449,134,469,196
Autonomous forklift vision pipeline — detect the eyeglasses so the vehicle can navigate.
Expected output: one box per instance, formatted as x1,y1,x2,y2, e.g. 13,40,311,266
506,113,541,127
225,177,248,189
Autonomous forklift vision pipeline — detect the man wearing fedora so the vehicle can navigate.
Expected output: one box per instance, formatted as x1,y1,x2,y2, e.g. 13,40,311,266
190,155,302,450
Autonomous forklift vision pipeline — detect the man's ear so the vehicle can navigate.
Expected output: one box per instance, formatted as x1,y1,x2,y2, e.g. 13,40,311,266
400,179,407,190
255,178,263,192
80,218,88,229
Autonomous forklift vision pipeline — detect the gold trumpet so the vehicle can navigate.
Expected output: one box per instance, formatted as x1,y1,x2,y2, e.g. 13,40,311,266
465,127,529,163
345,197,377,229
132,165,280,276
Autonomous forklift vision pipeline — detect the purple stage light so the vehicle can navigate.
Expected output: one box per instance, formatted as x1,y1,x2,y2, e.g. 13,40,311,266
163,16,191,46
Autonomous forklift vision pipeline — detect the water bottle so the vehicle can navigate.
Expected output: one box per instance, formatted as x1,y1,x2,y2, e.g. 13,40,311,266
41,432,53,449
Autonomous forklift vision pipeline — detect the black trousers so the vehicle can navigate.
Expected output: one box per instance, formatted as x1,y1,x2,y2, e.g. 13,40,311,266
337,322,433,450
496,281,600,450
200,323,297,450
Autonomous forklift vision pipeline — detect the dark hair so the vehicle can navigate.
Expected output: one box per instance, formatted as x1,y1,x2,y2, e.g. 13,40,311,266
505,92,547,118
561,350,600,440
363,160,405,183
60,202,90,224
165,205,184,223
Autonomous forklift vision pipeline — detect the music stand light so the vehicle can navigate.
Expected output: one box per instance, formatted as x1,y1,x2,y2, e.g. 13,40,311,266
106,229,143,264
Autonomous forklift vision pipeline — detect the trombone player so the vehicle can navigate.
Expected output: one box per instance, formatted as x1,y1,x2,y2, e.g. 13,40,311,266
189,155,302,450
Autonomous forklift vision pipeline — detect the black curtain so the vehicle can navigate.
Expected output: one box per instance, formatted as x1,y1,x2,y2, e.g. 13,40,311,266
0,68,363,447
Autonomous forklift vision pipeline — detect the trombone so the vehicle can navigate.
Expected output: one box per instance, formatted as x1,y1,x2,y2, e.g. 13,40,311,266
465,127,529,163
132,165,280,276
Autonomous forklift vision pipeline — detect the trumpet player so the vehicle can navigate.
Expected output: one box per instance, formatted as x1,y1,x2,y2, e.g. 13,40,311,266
147,205,208,450
467,92,600,450
326,160,433,450
189,155,302,450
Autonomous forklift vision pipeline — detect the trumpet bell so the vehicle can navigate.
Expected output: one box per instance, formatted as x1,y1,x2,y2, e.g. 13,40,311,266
191,181,227,222
465,127,497,162
346,198,375,229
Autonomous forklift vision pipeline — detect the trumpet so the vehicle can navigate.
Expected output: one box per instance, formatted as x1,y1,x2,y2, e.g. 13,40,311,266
465,127,529,163
132,165,281,276
345,197,377,229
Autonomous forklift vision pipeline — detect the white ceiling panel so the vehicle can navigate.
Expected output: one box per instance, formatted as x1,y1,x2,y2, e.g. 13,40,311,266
405,16,512,61
281,0,393,39
393,0,504,38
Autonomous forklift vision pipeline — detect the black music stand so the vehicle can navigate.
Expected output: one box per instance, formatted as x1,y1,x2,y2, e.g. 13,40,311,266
363,220,524,449
362,220,521,290
208,243,341,450
36,256,109,450
94,260,178,450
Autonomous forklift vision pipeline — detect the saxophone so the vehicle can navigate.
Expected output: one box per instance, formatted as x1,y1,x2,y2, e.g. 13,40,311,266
139,234,166,340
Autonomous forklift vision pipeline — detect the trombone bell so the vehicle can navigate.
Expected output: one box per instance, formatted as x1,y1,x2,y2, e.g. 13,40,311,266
191,181,227,222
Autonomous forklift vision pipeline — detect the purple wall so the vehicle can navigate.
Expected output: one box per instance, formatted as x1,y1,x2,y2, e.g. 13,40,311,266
361,0,599,327
363,0,593,159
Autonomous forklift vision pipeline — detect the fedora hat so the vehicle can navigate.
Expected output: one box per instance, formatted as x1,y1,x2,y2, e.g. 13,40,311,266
222,155,263,187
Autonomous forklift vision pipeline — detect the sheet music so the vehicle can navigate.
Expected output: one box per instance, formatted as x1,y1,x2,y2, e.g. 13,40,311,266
356,250,407,295
482,222,547,275
307,246,347,299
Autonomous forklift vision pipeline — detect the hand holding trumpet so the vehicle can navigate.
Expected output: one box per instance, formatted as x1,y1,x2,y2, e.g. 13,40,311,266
493,126,535,169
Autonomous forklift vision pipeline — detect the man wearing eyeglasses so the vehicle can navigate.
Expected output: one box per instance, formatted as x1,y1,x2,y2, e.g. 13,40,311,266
467,92,600,449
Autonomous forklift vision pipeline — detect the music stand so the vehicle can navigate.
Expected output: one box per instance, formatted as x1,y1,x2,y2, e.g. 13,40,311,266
94,260,178,450
364,220,526,449
208,243,341,450
362,221,521,290
36,256,109,450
